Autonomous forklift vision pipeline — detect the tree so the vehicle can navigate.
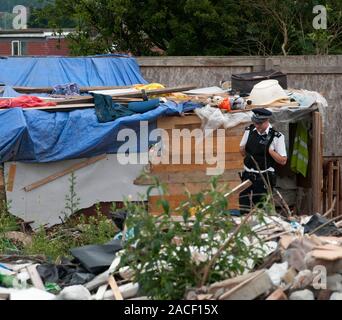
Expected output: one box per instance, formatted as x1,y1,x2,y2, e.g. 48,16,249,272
32,0,342,56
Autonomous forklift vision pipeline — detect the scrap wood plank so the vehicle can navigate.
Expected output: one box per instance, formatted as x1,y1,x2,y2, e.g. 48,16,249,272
6,164,16,192
312,112,323,213
24,154,107,192
310,246,342,261
108,85,197,98
219,270,273,300
0,165,4,188
266,288,288,300
26,103,95,111
108,275,124,300
13,85,135,94
26,264,45,291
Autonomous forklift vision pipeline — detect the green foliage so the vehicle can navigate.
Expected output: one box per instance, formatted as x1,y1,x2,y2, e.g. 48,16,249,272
23,209,117,262
23,226,71,261
120,176,270,300
1,173,117,261
61,172,80,220
31,0,341,56
0,201,20,253
76,205,118,245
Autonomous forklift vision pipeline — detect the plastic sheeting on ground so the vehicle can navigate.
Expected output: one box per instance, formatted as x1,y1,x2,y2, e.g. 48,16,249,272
0,101,200,163
0,55,147,87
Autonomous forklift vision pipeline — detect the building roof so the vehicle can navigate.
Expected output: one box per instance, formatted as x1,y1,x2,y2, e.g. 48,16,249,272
0,29,74,38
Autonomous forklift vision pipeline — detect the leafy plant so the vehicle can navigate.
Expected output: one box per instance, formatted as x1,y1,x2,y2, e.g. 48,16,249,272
0,201,20,253
120,176,271,300
76,204,118,245
60,172,80,221
23,226,71,262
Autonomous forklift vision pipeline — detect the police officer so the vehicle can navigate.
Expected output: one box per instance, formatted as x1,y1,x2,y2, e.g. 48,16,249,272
239,108,287,214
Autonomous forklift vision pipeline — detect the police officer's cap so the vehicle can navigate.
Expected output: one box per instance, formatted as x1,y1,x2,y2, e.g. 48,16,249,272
251,108,272,123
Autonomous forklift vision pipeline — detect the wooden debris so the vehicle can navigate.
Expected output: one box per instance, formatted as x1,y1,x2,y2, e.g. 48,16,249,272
108,275,124,300
6,164,16,192
12,85,135,94
282,267,297,285
266,288,288,300
310,245,342,261
219,270,273,300
24,154,107,192
101,282,139,300
279,235,297,250
26,264,45,291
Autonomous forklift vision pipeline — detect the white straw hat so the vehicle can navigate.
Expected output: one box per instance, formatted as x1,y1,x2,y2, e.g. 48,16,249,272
249,79,288,105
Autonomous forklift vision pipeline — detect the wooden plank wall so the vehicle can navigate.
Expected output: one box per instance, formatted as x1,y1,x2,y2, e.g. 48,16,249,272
148,114,246,214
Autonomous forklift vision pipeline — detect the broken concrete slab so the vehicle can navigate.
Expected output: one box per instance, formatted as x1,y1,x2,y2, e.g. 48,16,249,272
56,285,92,300
289,289,314,300
330,292,342,300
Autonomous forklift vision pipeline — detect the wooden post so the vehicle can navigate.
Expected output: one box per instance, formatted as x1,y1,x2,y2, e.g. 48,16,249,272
0,164,6,203
333,160,340,217
312,112,323,213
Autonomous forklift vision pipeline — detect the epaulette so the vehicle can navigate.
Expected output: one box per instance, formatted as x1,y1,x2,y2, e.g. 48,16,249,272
270,128,282,138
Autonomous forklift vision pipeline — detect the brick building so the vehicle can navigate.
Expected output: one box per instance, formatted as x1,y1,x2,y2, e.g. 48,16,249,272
0,29,72,56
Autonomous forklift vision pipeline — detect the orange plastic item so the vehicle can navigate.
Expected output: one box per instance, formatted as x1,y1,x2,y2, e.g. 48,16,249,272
218,98,231,111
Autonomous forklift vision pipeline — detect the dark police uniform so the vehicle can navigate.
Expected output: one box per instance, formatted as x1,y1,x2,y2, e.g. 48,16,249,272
239,109,287,214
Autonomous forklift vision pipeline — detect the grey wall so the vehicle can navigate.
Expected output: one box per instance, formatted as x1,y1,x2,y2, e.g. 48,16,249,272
137,55,342,157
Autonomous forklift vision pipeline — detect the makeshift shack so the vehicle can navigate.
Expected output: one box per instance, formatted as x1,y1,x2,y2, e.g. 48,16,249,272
0,55,329,228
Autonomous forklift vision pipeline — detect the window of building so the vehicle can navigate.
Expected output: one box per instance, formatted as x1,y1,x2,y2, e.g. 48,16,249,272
11,40,21,56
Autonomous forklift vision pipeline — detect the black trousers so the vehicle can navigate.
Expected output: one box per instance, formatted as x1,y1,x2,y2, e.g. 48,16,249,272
239,171,276,214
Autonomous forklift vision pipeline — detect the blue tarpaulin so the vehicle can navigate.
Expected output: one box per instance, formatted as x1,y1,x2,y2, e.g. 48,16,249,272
0,101,200,163
0,55,147,87
0,55,202,163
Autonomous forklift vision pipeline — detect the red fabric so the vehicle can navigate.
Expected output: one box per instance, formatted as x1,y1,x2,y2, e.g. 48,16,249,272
218,98,231,111
0,96,57,108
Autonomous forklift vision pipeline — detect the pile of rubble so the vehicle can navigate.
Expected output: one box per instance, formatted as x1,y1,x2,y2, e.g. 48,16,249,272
186,214,342,300
1,209,342,300
0,254,143,300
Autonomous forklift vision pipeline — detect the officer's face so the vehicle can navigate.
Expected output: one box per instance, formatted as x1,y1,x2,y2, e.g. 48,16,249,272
253,120,269,133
